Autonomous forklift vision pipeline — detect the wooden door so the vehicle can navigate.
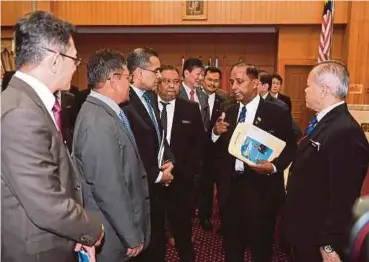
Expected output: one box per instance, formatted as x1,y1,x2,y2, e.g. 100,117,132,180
284,65,314,131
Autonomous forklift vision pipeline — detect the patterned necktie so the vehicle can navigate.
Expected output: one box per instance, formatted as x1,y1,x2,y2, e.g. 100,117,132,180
119,110,133,136
189,90,195,101
52,99,63,140
160,101,169,137
238,106,247,123
304,115,318,136
142,92,161,142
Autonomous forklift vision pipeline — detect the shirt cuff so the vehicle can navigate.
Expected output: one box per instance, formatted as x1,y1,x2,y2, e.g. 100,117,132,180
211,128,220,143
272,164,277,173
155,171,163,183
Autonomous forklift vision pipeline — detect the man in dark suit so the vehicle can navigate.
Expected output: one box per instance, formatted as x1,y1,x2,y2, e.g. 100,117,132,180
122,47,174,262
73,49,150,262
179,57,209,131
258,73,302,141
270,73,292,112
1,11,103,262
284,61,369,262
154,65,205,262
198,66,225,231
213,63,296,262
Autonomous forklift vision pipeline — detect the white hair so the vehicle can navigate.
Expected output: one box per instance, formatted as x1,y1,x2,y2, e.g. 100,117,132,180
313,60,349,99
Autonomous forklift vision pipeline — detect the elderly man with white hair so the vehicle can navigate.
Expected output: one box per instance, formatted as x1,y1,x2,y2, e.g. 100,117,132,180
284,60,369,262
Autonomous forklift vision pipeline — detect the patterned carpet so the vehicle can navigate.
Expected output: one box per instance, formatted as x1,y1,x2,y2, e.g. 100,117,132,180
165,214,289,262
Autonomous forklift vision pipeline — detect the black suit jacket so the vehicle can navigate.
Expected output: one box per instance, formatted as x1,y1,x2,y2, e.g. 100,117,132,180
277,93,292,112
60,91,78,152
215,98,297,208
284,104,369,250
153,96,205,195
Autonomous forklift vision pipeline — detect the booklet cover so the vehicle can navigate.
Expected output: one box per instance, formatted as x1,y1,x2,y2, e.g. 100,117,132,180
228,123,286,166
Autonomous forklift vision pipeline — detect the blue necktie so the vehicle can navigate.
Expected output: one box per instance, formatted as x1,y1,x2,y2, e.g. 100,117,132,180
119,110,133,136
304,115,318,136
238,106,247,123
142,92,161,142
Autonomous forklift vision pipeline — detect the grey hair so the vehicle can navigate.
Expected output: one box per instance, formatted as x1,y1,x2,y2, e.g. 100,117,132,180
312,60,349,99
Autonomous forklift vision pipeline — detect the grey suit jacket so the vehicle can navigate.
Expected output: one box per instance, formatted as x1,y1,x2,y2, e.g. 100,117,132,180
73,96,151,262
179,84,209,131
1,76,101,262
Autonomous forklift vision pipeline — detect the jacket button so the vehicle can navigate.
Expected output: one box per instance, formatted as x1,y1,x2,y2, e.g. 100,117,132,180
145,196,150,200
142,175,146,179
75,185,81,191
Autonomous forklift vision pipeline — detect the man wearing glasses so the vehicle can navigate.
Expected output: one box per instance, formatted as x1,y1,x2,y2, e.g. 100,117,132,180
122,48,174,262
1,11,103,262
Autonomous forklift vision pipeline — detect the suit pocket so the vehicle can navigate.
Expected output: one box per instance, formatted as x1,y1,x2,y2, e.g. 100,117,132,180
26,231,71,255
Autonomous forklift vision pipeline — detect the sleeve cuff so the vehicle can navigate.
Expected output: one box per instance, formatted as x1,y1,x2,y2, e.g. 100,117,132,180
155,171,163,183
211,129,220,143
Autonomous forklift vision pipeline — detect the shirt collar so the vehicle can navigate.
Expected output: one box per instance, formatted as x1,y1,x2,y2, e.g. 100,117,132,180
316,101,345,122
89,90,122,116
239,94,260,112
131,85,146,98
182,82,196,96
14,71,55,112
157,95,176,107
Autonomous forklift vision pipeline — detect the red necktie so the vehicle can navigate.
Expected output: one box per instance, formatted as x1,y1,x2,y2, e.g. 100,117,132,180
52,99,63,140
190,90,195,101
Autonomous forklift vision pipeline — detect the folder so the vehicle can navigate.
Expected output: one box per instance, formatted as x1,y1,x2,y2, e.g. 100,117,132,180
228,123,286,166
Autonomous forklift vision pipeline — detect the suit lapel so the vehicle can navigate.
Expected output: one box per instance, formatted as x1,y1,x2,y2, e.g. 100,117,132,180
129,87,157,131
180,84,189,101
210,94,221,124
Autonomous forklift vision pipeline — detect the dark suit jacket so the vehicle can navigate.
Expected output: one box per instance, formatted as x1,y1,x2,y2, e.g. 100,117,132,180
73,96,151,262
1,76,101,262
60,91,78,152
284,103,369,251
153,96,205,192
265,93,302,140
214,98,297,209
277,93,292,112
179,84,209,131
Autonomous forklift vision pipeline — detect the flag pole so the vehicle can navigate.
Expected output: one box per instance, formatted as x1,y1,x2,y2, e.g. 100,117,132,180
329,0,335,60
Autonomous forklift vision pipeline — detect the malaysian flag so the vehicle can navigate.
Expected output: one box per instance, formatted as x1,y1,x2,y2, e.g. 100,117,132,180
318,0,335,62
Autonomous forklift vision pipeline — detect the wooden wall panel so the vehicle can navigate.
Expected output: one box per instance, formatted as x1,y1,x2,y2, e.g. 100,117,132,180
1,1,348,26
344,2,369,105
71,33,276,90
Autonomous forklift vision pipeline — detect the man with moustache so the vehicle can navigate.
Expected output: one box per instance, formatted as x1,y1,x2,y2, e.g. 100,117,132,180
122,47,174,262
198,66,225,231
213,63,296,262
154,65,204,262
73,49,150,262
180,58,209,131
1,11,103,262
284,61,369,262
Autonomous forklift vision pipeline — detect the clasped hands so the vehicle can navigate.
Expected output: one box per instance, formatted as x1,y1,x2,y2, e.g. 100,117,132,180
214,112,274,175
160,161,174,185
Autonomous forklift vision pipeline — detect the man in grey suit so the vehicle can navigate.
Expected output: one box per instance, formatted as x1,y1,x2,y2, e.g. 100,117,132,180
1,11,103,262
73,49,151,262
179,58,210,131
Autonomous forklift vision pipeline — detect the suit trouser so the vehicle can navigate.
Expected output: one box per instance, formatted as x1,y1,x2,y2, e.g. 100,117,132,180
166,181,195,262
223,172,279,262
131,189,166,262
198,168,218,221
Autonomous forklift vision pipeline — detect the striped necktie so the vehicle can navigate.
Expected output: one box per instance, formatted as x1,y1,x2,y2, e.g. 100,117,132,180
238,106,247,123
142,92,161,142
118,110,133,136
304,115,318,136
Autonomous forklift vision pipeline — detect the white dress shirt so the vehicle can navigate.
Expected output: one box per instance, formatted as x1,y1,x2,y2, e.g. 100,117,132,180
158,96,176,146
207,92,216,120
316,101,345,122
14,71,58,129
182,82,200,106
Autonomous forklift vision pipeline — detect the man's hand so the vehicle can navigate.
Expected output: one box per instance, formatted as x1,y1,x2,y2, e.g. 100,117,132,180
94,225,105,246
249,160,274,174
160,161,174,185
74,244,96,262
213,112,229,135
320,247,342,262
126,244,144,257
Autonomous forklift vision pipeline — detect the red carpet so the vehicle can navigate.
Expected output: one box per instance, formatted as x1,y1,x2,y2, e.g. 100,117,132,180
165,215,289,262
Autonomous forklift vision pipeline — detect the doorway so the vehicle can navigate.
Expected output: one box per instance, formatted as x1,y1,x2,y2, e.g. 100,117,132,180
284,65,314,131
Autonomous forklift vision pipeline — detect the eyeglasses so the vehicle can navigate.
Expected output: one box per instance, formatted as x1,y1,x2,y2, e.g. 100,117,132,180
107,73,122,80
161,78,180,85
139,67,161,74
42,47,82,67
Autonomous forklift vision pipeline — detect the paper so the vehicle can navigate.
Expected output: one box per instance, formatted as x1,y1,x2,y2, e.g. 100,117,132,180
228,123,286,166
78,250,91,262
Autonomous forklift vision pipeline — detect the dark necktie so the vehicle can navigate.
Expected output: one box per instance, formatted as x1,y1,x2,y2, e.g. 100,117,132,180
160,101,169,137
118,110,133,136
304,115,318,136
142,92,161,142
190,90,195,101
52,99,63,140
238,105,247,123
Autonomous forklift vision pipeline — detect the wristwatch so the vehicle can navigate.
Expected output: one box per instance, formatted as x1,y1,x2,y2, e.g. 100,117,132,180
323,245,335,253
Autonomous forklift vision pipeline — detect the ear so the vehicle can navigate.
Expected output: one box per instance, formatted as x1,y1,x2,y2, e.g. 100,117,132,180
320,84,328,98
49,53,60,74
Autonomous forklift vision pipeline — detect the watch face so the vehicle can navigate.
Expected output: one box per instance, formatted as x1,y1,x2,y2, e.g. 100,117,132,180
324,245,334,253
